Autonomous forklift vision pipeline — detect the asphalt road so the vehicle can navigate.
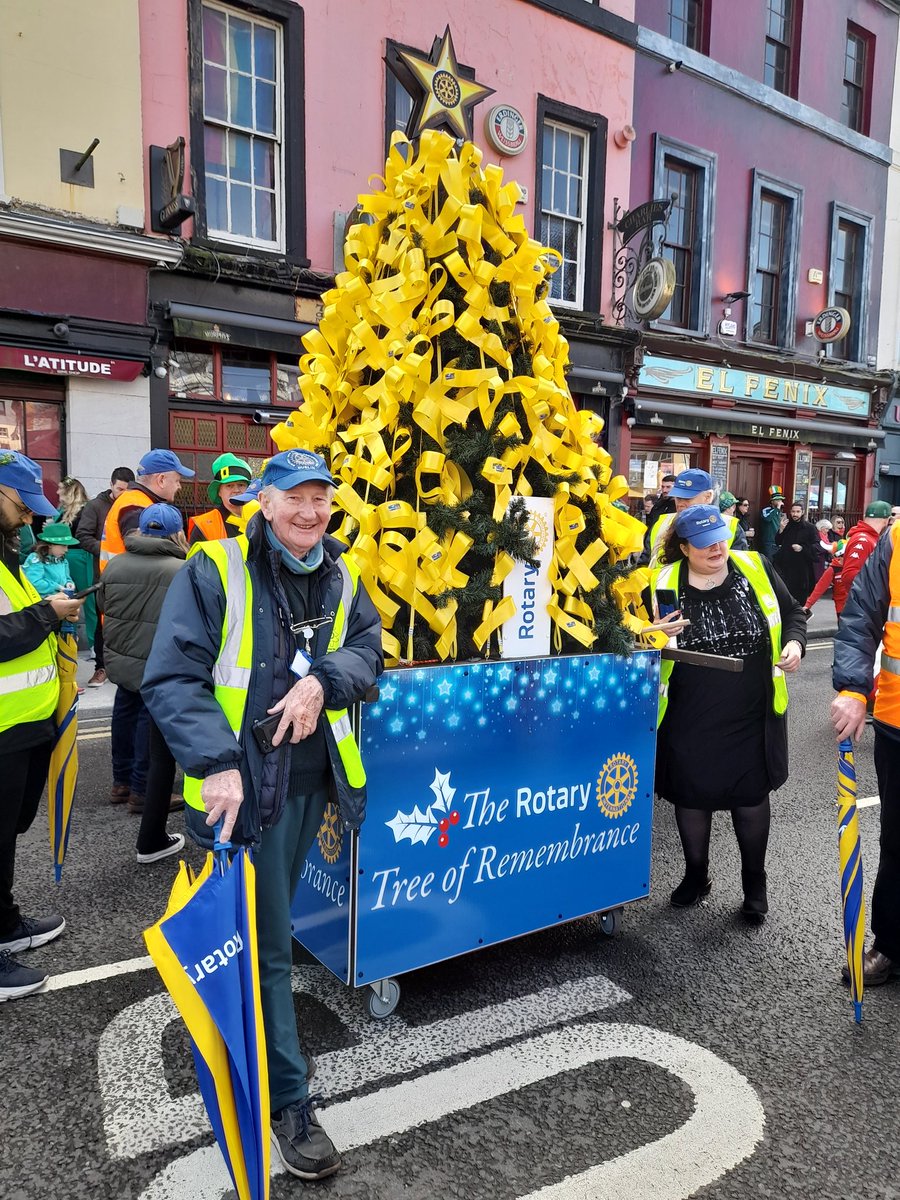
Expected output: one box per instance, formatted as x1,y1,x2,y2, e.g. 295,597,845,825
2,639,897,1200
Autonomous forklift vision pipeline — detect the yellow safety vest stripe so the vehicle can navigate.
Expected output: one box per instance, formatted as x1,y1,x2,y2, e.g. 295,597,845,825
0,561,59,733
650,551,787,727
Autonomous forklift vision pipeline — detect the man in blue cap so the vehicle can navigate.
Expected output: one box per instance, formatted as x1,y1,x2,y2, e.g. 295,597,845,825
143,448,383,1181
0,452,84,1000
644,468,747,567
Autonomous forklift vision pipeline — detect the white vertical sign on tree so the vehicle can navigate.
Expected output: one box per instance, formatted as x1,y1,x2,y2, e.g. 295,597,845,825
501,496,555,658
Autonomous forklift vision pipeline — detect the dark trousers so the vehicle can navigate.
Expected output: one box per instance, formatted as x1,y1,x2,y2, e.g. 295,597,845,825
256,788,328,1114
136,718,177,854
93,617,104,669
872,729,900,961
111,687,149,796
0,741,52,935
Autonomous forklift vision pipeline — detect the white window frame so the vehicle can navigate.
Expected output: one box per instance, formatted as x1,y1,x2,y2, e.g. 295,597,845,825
201,0,284,253
540,119,590,310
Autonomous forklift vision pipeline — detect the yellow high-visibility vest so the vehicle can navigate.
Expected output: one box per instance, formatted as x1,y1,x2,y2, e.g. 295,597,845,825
0,560,59,733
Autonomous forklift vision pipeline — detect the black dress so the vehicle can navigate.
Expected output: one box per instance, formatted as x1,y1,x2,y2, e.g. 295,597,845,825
655,564,787,811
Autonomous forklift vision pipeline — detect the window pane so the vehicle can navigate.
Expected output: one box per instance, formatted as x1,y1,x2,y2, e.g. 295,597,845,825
230,182,253,236
255,80,276,134
25,402,61,460
205,125,227,176
230,72,252,127
222,359,271,404
206,175,227,230
0,399,24,452
170,350,215,398
564,218,579,262
255,189,275,243
228,15,253,74
254,24,276,81
204,63,227,121
202,4,227,64
230,132,252,182
253,139,274,188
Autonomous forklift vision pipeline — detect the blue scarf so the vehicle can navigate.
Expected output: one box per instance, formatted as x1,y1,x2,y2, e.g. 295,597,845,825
265,521,324,574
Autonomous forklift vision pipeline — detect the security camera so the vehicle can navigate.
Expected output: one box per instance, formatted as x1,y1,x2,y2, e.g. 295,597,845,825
626,416,636,428
666,59,683,73
52,322,69,339
153,365,167,378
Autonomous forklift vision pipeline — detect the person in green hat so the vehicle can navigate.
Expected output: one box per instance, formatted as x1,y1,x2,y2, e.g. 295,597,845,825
22,521,80,598
187,453,253,546
716,490,748,550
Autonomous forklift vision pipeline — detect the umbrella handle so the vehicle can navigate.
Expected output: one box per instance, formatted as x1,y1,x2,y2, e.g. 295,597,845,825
839,737,853,754
213,820,232,875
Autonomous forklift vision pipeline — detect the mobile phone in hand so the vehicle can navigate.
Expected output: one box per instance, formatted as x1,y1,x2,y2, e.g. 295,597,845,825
251,712,283,754
71,583,101,600
656,588,678,618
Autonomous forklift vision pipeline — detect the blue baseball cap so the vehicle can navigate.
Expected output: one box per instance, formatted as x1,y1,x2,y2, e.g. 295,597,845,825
675,504,730,548
0,451,57,517
137,449,195,478
139,503,184,538
261,449,335,491
231,478,263,505
669,468,714,498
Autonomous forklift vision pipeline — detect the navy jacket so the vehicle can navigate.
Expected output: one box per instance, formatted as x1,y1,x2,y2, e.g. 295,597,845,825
833,530,891,698
142,513,383,845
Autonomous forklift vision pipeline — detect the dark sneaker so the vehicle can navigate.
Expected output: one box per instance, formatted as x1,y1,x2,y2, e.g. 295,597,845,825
136,833,185,864
110,783,130,805
0,951,49,1001
0,914,66,954
271,1095,341,1180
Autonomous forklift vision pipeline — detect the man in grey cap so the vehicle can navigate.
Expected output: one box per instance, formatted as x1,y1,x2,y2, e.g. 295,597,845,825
0,452,83,1000
143,448,383,1181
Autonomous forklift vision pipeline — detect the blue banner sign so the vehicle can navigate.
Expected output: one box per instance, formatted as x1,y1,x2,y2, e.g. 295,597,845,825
642,353,871,419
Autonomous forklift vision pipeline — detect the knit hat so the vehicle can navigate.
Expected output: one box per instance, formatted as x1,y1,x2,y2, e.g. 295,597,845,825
718,491,737,511
37,521,79,546
207,453,253,503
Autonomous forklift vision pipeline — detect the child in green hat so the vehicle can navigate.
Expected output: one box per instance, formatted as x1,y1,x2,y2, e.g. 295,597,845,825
22,521,80,597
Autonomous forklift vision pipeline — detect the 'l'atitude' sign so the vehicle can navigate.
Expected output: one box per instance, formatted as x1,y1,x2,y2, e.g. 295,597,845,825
502,496,554,658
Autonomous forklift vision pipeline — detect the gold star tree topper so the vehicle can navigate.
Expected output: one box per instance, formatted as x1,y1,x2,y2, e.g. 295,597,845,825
394,26,494,141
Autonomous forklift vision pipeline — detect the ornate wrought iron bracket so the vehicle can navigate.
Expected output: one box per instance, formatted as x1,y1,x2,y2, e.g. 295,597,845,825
610,196,674,327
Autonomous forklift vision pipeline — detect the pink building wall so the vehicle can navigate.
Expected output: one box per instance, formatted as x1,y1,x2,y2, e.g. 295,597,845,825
139,0,636,318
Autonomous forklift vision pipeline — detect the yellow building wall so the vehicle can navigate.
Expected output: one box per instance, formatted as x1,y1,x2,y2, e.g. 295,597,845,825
0,0,144,224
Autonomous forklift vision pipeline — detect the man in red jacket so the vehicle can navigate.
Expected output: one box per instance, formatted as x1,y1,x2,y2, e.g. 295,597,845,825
805,501,891,617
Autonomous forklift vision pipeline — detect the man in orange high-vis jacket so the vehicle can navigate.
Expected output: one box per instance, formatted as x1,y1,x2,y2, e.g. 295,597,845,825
100,449,194,571
187,452,251,546
832,517,900,988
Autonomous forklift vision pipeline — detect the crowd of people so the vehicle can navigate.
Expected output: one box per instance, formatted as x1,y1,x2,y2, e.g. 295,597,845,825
2,445,900,1181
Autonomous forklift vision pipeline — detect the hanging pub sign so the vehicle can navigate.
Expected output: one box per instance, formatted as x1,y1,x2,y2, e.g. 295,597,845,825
0,345,144,381
631,258,676,321
149,137,195,233
812,307,851,343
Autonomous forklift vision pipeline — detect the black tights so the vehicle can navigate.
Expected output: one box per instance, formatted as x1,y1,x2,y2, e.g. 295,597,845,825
674,797,771,880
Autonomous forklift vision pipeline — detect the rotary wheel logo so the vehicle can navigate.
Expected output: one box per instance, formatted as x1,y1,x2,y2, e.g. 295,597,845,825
526,512,550,554
433,70,461,109
317,802,343,864
596,753,638,819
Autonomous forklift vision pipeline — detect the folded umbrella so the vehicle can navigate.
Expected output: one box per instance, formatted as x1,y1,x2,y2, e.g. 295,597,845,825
47,628,79,882
837,738,866,1024
144,832,270,1199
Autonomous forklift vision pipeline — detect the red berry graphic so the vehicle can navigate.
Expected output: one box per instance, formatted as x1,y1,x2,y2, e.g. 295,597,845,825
438,833,449,848
449,810,460,825
439,818,449,832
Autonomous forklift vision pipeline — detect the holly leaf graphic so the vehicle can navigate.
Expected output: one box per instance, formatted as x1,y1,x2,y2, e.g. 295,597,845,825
429,768,455,813
386,805,438,845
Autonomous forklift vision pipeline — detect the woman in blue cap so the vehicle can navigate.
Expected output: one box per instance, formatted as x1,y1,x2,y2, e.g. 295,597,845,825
649,504,807,923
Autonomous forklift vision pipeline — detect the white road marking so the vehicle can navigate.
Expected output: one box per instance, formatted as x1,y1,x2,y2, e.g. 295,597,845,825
139,1022,764,1200
805,641,833,650
102,964,629,1161
44,955,155,992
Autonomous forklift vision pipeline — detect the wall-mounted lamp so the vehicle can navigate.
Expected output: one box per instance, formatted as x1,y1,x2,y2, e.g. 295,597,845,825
867,439,878,453
664,435,693,446
835,451,856,461
717,290,751,318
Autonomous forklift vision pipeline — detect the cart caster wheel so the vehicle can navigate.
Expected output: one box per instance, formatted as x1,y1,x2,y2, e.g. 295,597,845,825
365,978,400,1019
598,907,623,937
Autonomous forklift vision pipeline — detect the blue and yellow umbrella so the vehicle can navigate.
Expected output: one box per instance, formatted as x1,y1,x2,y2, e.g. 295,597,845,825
837,738,866,1024
47,628,79,882
144,834,270,1199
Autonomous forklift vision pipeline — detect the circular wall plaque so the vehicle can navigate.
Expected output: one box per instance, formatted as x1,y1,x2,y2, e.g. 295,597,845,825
485,105,528,155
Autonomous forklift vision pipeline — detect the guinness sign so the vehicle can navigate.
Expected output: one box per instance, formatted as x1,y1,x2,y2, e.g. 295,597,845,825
149,138,195,233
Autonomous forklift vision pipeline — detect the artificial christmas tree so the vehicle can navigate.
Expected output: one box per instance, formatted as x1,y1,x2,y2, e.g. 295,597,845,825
271,128,647,665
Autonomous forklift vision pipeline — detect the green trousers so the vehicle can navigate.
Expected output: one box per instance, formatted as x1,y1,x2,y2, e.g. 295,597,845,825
255,787,328,1114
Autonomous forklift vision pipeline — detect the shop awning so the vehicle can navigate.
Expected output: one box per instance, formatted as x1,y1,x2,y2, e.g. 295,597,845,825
167,303,314,356
634,397,884,450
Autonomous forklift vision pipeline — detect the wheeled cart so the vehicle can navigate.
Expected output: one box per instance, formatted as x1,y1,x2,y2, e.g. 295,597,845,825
291,651,659,1018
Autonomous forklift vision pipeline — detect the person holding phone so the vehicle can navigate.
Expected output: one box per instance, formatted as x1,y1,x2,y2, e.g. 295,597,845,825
142,448,383,1181
649,505,806,923
0,452,83,1001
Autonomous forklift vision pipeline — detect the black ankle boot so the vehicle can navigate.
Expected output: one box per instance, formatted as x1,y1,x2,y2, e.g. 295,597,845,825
741,870,768,924
670,871,712,908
